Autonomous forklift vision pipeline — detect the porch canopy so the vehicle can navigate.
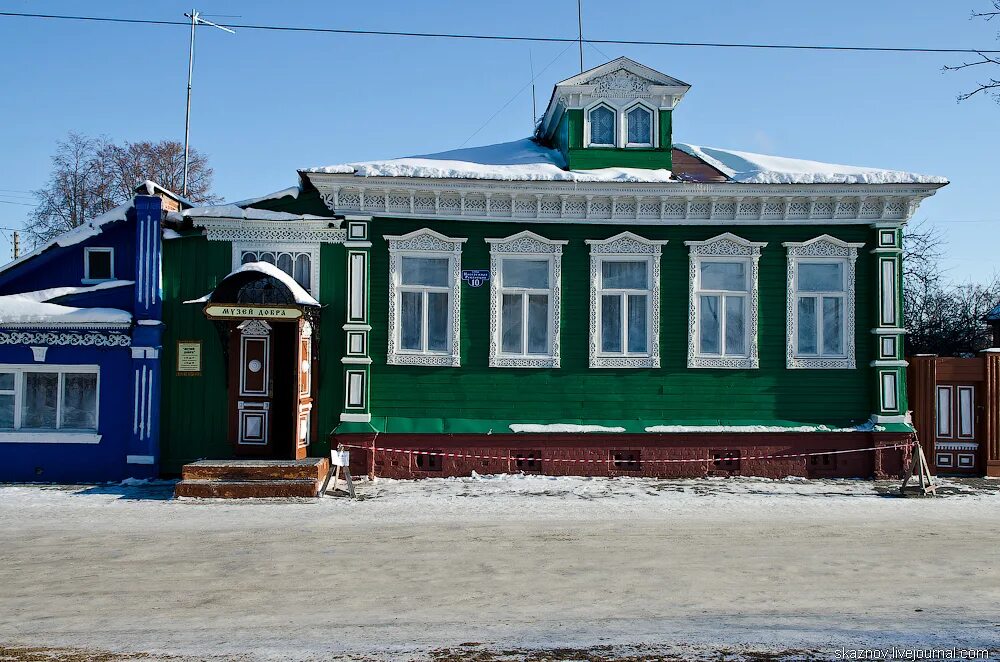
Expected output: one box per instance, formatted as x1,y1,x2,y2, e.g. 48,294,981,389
185,262,320,318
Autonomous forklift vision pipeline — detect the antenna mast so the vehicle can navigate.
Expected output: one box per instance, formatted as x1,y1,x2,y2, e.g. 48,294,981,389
182,9,235,198
577,0,584,72
529,50,537,128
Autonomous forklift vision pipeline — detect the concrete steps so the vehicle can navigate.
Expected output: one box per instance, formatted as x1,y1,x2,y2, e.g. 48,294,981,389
175,458,330,499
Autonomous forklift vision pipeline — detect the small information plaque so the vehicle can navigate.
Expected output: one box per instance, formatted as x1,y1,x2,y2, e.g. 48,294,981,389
176,340,203,376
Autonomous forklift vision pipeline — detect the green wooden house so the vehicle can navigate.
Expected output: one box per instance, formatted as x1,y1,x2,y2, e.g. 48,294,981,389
160,57,946,482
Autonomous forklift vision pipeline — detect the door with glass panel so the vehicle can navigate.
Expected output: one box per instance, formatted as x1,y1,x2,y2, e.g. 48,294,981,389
934,384,979,474
499,258,553,359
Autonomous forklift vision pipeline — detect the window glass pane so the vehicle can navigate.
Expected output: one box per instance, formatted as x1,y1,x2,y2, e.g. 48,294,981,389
700,262,746,291
627,107,652,144
258,252,276,266
822,297,844,355
725,296,746,355
799,262,843,292
502,259,549,289
87,250,112,279
959,389,974,437
501,293,523,354
0,394,13,428
427,292,449,352
797,297,818,354
602,261,647,289
401,257,449,287
627,295,647,353
241,251,257,265
527,294,549,354
293,254,311,290
699,295,720,354
0,372,13,391
590,106,615,145
21,372,57,429
276,253,293,277
937,387,952,436
601,295,622,353
400,291,423,350
61,373,98,430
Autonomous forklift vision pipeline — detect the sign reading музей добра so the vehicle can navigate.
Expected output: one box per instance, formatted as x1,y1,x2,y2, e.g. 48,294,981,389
204,304,303,320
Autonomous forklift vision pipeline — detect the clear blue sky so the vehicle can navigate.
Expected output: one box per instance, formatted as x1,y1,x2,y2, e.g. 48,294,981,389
1,0,998,281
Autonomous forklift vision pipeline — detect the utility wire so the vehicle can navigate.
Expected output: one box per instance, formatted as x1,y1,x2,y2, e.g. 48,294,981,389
1,11,998,54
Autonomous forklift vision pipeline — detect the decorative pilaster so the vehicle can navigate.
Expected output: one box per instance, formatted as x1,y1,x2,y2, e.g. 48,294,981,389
127,195,163,476
870,225,907,423
341,216,373,424
983,350,1000,477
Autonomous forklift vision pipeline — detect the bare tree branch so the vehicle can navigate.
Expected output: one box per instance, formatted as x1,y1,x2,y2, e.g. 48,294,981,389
949,5,1000,103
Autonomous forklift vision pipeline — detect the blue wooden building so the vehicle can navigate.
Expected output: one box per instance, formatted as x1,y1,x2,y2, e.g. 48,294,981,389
0,191,167,482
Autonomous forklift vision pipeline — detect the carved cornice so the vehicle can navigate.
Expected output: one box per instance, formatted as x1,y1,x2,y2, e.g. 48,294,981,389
198,218,347,244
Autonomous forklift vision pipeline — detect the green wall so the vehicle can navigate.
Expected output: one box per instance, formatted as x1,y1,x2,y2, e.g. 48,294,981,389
559,108,673,171
365,219,875,432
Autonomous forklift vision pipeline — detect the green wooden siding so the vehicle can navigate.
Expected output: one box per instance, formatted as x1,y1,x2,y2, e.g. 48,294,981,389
159,234,345,473
364,219,876,431
560,108,673,171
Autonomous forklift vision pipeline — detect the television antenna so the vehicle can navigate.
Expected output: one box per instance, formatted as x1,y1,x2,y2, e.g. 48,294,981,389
182,9,235,197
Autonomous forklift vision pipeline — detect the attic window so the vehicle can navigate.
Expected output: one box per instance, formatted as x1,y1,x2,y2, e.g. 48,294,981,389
626,106,653,147
83,248,114,282
589,105,616,147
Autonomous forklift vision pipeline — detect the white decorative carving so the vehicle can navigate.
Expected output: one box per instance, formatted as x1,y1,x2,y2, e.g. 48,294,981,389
0,332,130,347
200,218,345,244
592,68,651,98
783,235,864,370
238,319,272,337
586,232,668,369
385,229,466,367
486,232,567,369
684,233,767,370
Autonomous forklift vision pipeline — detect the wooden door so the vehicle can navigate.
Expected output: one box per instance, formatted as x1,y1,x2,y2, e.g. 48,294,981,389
231,319,274,457
934,384,979,474
293,320,314,460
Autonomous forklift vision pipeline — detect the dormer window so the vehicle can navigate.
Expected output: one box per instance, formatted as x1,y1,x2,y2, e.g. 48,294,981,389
626,105,654,147
588,105,616,147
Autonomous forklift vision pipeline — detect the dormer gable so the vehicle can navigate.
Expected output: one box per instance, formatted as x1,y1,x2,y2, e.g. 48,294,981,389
536,57,690,172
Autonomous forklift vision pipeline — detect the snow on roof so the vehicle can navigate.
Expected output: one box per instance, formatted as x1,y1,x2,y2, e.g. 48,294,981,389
673,143,948,185
229,185,301,208
0,280,134,327
302,138,674,183
186,261,319,307
0,202,132,277
173,204,329,222
135,180,194,208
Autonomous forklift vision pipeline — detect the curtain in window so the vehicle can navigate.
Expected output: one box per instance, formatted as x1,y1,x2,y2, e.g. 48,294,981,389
627,107,651,144
61,373,98,429
293,254,311,290
798,298,818,354
627,295,647,353
822,297,843,354
601,295,622,353
0,372,13,429
590,106,615,145
426,292,449,351
501,294,523,354
21,372,57,429
699,295,721,354
400,291,423,350
527,295,549,354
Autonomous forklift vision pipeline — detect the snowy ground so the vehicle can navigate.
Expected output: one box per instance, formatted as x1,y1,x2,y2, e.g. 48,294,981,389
1,475,999,661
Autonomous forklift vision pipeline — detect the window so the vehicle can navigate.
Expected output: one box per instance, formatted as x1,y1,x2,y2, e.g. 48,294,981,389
587,233,666,368
386,229,466,367
84,247,114,282
686,234,765,369
588,104,616,147
487,232,565,368
625,105,654,147
0,366,99,432
784,235,863,369
240,249,312,292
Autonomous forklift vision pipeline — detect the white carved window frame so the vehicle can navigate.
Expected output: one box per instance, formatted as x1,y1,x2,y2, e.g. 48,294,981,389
385,228,466,367
584,101,618,148
232,242,321,299
486,231,567,368
783,235,864,370
622,100,657,148
586,232,666,369
685,233,766,370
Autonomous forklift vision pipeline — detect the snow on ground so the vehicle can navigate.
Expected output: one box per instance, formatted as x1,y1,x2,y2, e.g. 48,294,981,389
1,476,998,661
673,143,948,185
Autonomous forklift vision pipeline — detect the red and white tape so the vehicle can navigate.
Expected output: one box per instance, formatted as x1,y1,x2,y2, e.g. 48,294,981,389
341,442,916,465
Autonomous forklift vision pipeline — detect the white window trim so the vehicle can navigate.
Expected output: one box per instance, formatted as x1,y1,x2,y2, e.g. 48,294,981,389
685,234,766,369
622,100,657,148
584,101,618,148
487,231,567,368
232,242,321,298
385,228,466,367
784,235,864,369
587,232,667,369
0,364,100,433
83,247,115,283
